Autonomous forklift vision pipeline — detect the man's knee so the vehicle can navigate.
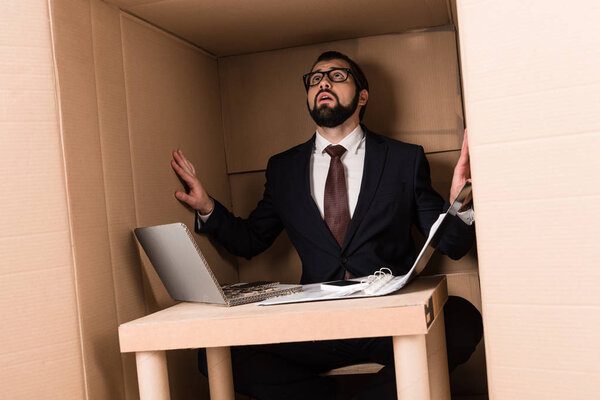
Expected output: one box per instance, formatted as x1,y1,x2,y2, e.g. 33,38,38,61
444,295,483,372
197,348,208,376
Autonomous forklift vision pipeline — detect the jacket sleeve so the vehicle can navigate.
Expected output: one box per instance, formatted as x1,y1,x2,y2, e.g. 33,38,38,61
412,146,474,260
195,160,284,259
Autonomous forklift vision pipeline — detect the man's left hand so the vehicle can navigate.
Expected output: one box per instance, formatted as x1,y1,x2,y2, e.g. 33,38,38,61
449,129,472,205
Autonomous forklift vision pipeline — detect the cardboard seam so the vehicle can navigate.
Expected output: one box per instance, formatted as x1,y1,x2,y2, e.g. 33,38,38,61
474,193,600,205
46,0,89,398
449,0,467,129
0,264,71,277
0,229,70,240
217,27,455,59
119,12,148,317
467,80,600,106
0,339,82,358
88,3,128,399
482,303,600,309
119,10,217,59
216,59,236,215
493,365,598,375
473,129,600,149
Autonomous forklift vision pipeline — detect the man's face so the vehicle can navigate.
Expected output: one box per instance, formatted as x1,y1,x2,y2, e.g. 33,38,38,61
306,59,360,128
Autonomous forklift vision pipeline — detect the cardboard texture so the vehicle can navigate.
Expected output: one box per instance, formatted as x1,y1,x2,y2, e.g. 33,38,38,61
87,2,145,398
3,0,493,398
51,0,129,397
107,0,451,56
219,30,464,173
119,13,238,303
458,0,600,398
1,1,85,399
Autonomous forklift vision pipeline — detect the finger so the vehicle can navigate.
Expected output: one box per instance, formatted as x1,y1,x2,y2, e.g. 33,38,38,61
171,159,196,185
181,150,196,175
173,150,194,175
458,129,470,164
174,190,198,207
178,149,196,175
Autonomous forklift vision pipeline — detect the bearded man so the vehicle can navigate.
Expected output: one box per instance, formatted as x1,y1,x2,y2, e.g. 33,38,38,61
172,51,482,400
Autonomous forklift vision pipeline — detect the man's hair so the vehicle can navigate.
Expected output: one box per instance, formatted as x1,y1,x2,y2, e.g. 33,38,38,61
309,51,369,120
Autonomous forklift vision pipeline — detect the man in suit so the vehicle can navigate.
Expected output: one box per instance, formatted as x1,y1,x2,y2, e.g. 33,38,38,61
172,51,482,399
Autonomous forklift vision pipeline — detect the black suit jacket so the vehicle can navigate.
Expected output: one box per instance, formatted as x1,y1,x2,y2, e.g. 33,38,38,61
198,127,474,284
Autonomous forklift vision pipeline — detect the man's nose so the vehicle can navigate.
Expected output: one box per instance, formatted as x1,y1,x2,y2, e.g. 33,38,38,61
319,77,332,89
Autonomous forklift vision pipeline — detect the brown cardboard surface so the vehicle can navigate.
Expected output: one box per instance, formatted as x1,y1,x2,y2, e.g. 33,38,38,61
470,134,600,306
89,2,146,399
458,0,600,147
484,305,600,373
119,12,236,399
458,0,600,398
471,134,599,206
50,0,126,397
1,0,85,398
120,14,238,303
109,0,450,56
483,304,600,399
219,30,464,173
474,194,600,306
2,1,492,398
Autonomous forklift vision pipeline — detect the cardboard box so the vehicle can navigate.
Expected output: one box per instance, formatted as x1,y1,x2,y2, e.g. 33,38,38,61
457,0,600,399
8,0,597,399
2,0,478,398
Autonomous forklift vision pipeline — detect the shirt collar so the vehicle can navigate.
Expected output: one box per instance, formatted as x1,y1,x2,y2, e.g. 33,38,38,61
314,125,365,155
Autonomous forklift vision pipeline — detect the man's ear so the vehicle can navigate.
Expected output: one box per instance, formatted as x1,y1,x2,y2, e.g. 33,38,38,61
358,89,369,106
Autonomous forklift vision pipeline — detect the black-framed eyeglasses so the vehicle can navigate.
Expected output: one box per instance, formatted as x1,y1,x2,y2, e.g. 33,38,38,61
302,68,353,88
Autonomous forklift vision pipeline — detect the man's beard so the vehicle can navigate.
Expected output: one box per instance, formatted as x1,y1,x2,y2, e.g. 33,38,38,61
308,89,359,128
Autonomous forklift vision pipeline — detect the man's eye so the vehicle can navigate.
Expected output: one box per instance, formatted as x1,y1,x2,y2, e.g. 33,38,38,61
310,74,322,85
332,72,344,80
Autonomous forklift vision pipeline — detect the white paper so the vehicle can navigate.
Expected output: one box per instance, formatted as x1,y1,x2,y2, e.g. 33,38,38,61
259,213,447,306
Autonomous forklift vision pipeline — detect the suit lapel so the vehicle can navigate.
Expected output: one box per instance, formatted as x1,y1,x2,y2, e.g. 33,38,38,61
342,129,388,251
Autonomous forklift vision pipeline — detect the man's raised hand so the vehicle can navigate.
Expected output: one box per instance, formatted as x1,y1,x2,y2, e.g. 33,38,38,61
171,149,214,215
449,129,472,206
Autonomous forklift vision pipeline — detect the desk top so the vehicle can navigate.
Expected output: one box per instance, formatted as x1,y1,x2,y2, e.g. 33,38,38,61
119,276,447,352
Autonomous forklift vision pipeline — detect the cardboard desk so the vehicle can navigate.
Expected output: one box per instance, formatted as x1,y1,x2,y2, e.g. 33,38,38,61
119,276,450,400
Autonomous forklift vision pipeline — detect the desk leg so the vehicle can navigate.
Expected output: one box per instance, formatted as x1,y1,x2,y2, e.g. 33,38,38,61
393,334,430,400
136,351,170,400
206,346,235,400
426,312,451,400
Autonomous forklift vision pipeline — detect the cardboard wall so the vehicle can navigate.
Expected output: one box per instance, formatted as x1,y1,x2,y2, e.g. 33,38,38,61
1,1,86,398
3,1,486,399
219,29,465,173
220,30,476,282
458,0,600,398
105,0,451,57
2,0,235,398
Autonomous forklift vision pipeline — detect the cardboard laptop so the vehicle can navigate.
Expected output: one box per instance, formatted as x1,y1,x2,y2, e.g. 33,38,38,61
134,223,302,306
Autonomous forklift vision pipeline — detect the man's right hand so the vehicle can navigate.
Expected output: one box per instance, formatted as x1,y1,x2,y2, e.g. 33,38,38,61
171,149,214,215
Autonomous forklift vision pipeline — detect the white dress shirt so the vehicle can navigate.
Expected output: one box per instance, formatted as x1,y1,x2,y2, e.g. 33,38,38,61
198,125,474,226
311,125,365,218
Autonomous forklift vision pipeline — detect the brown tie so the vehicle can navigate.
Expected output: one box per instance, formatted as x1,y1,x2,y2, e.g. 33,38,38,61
324,145,350,248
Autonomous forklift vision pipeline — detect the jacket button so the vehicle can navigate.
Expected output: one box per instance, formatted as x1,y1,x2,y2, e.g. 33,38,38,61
341,257,348,264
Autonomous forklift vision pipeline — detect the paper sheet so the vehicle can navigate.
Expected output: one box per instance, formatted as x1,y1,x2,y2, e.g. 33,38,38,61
259,213,446,305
